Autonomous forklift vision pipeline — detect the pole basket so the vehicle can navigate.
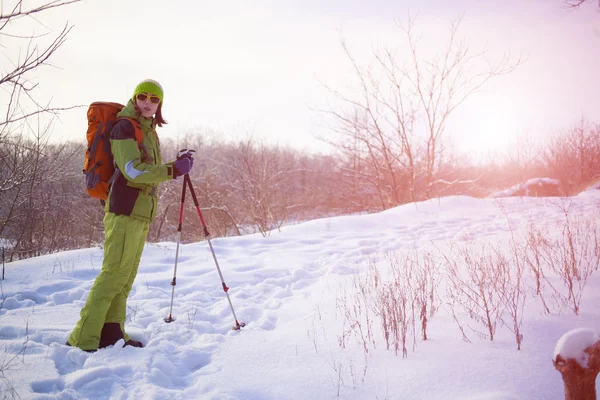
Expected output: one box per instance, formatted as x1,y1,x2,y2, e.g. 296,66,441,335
233,322,247,330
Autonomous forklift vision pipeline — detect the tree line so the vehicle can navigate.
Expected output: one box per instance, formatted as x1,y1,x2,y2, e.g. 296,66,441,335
3,115,600,261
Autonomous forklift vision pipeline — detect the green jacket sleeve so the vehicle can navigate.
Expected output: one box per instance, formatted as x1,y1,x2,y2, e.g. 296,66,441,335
110,120,174,184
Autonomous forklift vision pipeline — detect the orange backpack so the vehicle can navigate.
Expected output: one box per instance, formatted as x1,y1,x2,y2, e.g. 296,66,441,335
83,102,144,201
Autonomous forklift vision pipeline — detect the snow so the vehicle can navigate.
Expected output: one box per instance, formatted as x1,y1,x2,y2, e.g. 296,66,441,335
585,180,600,191
489,178,561,198
553,328,600,369
3,192,600,399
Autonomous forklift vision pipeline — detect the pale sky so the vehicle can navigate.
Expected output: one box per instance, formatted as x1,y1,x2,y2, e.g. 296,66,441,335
6,0,600,155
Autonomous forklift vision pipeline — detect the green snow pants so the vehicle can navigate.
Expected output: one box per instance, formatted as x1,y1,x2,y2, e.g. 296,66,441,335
67,212,149,351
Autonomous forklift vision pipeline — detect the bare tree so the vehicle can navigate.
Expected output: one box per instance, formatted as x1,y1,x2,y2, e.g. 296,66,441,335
496,246,526,350
443,243,505,342
217,138,303,236
541,118,600,194
499,131,544,188
0,0,82,259
413,251,440,341
399,16,522,198
321,15,522,208
1,0,81,135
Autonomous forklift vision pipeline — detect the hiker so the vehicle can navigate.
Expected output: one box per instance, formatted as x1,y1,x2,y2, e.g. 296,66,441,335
67,79,194,351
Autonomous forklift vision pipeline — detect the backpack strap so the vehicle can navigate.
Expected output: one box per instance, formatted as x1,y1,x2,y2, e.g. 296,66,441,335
117,117,144,145
116,117,154,163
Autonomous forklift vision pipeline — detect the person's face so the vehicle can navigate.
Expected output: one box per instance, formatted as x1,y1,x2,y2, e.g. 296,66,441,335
135,93,160,118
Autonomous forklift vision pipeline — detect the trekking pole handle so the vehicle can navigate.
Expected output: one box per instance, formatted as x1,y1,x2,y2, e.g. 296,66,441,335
177,148,196,160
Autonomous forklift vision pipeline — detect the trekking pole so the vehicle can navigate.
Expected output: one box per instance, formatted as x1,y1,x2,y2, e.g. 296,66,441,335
184,173,246,330
164,149,195,323
164,168,188,323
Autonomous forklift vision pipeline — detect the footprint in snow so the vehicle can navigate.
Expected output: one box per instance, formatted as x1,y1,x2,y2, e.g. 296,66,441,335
30,377,66,395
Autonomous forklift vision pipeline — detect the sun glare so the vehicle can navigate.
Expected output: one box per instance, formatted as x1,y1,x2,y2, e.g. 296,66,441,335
470,117,520,155
452,88,527,157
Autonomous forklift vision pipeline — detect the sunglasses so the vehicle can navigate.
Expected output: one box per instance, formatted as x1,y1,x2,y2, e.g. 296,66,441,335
136,93,161,104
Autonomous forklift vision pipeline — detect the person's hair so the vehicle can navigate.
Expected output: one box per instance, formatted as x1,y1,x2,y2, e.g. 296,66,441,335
154,103,167,127
133,102,168,127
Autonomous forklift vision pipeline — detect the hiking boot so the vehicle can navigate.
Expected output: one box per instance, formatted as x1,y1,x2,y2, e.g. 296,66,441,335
124,339,144,348
99,323,124,349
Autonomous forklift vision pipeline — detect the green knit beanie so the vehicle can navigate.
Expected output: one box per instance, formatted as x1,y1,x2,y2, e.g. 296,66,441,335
132,79,164,103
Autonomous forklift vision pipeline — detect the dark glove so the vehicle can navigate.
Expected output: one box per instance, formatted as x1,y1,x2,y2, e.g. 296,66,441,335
173,157,194,178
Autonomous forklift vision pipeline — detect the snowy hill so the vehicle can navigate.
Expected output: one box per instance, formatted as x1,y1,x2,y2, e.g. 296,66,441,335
2,193,600,399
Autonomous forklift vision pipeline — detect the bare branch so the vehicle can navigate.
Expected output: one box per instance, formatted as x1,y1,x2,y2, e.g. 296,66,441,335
0,105,82,128
0,0,82,24
564,0,600,10
0,23,73,87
